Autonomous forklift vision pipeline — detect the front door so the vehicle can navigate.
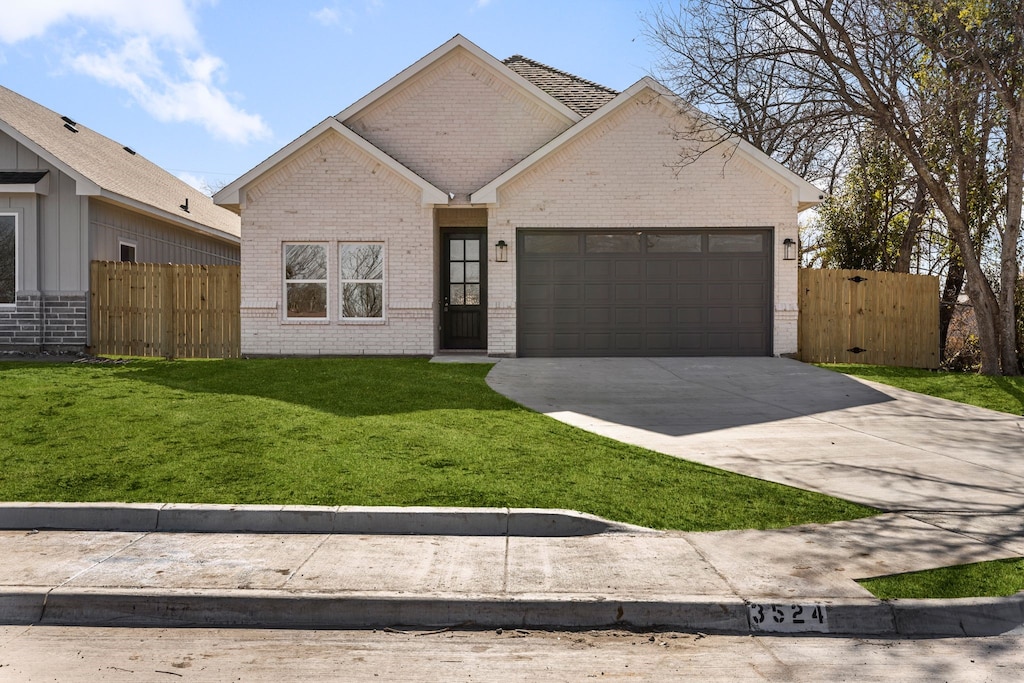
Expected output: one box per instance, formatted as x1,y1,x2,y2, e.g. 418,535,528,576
442,229,486,349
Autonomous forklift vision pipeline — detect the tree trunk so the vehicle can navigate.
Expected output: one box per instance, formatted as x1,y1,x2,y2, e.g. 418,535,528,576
895,179,927,274
998,144,1023,375
938,252,964,362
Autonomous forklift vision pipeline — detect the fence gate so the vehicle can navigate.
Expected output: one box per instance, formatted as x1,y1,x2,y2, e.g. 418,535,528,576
90,261,241,358
798,268,939,369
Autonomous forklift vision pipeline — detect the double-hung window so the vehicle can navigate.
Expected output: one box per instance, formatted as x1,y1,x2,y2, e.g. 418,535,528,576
0,214,15,305
283,243,328,319
340,243,384,320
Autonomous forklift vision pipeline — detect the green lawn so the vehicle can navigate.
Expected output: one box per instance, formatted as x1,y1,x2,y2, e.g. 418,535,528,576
859,558,1024,599
0,357,875,531
822,364,1024,416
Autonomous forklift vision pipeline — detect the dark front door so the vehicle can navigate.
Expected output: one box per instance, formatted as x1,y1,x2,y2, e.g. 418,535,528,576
442,229,487,349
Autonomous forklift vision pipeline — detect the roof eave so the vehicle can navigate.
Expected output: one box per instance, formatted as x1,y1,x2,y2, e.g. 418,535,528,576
213,118,449,209
0,119,102,195
94,192,241,245
336,35,581,126
471,78,658,204
472,76,825,209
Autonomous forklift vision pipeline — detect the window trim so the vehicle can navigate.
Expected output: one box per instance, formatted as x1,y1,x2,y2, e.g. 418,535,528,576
118,239,137,263
282,242,330,322
0,212,16,307
339,242,386,322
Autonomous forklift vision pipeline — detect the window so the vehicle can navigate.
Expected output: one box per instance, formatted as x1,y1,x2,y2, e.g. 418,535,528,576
119,240,137,263
0,214,14,305
284,243,327,319
340,243,384,319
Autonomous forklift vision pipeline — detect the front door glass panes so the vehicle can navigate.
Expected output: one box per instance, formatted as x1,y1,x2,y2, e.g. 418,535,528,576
449,238,481,306
0,215,14,304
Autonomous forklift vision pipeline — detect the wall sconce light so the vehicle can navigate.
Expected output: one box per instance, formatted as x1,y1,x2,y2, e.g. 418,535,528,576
495,240,508,263
783,238,797,261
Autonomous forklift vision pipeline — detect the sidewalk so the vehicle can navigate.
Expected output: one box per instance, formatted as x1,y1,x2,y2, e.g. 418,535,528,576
1,504,1023,637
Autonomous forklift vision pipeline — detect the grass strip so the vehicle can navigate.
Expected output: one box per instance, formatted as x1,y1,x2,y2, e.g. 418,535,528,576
858,557,1024,599
821,364,1024,416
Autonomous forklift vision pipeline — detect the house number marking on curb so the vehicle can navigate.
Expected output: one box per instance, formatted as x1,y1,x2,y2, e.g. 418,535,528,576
748,603,829,633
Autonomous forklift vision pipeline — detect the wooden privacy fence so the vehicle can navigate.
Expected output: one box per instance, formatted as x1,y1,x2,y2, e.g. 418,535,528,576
90,261,240,358
799,268,939,369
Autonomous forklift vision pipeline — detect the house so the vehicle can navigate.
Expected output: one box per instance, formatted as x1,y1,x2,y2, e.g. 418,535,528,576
0,84,241,352
215,35,821,358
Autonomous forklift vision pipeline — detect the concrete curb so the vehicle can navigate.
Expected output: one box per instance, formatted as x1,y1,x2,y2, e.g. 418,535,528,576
0,503,656,536
2,587,1020,636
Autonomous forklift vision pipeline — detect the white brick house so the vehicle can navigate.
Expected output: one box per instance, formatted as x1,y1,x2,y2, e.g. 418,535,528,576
215,35,821,358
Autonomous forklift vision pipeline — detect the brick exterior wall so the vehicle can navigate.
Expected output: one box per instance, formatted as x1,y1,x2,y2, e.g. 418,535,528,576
0,292,87,350
240,65,806,358
240,130,436,356
487,91,801,357
346,49,573,199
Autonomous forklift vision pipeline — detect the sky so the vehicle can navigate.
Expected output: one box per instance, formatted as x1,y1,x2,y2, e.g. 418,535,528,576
0,1,660,195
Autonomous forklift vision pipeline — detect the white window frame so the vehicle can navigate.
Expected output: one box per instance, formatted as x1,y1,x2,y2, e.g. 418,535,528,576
282,242,329,321
118,239,137,263
0,212,16,307
339,242,385,322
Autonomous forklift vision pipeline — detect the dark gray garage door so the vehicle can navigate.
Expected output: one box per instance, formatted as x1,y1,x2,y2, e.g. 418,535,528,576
517,229,772,357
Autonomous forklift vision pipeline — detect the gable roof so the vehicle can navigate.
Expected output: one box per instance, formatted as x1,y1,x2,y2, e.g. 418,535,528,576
471,77,824,211
213,117,449,209
336,34,581,126
502,55,619,116
0,84,240,242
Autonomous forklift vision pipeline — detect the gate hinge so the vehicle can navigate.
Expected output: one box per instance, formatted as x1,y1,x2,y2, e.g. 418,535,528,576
847,347,867,354
848,276,868,283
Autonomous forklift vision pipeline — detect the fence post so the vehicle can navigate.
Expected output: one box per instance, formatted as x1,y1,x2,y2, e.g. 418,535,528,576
162,265,176,359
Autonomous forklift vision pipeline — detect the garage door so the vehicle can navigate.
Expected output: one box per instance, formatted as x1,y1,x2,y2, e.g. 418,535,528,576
517,229,772,357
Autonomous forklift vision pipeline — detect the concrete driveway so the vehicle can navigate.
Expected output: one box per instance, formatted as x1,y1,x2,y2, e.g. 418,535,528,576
487,357,1024,514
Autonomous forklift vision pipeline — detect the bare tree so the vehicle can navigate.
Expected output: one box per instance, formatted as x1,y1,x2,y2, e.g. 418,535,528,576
646,0,1022,374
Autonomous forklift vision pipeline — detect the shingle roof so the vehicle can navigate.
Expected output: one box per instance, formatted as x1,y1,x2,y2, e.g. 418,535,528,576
503,55,619,116
0,85,239,240
0,170,47,184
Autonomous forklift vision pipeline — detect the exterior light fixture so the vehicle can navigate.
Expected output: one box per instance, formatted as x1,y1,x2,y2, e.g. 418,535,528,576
782,238,797,261
495,240,508,262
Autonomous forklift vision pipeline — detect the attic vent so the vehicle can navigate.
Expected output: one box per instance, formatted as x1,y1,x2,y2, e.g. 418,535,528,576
180,198,190,213
123,146,136,155
63,122,78,133
61,116,77,126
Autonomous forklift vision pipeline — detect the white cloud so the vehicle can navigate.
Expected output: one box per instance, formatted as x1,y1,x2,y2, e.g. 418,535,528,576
475,0,493,7
3,2,270,145
0,0,197,45
72,39,270,145
177,171,208,194
311,7,341,26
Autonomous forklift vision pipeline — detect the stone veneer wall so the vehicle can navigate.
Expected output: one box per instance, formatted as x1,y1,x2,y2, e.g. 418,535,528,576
0,292,87,350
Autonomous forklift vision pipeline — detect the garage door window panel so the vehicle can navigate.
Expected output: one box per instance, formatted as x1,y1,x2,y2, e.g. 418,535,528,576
647,234,702,252
709,234,764,252
586,234,641,253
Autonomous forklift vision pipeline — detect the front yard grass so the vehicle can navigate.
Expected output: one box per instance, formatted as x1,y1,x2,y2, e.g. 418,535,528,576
0,357,875,531
858,558,1024,599
822,364,1024,416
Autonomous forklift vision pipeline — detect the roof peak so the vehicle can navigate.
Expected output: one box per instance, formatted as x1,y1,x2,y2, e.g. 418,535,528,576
503,54,618,95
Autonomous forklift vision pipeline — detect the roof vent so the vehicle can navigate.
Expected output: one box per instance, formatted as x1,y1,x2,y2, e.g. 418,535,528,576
123,146,136,155
61,116,77,126
63,122,78,133
180,198,190,213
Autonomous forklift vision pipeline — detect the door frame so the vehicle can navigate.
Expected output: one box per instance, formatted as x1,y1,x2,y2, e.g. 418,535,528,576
440,227,487,350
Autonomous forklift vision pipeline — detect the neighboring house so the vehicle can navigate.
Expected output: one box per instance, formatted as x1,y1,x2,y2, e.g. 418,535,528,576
0,84,240,352
215,35,821,358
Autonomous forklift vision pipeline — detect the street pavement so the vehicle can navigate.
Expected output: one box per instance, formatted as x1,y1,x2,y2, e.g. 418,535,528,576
3,625,1023,681
0,357,1023,637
